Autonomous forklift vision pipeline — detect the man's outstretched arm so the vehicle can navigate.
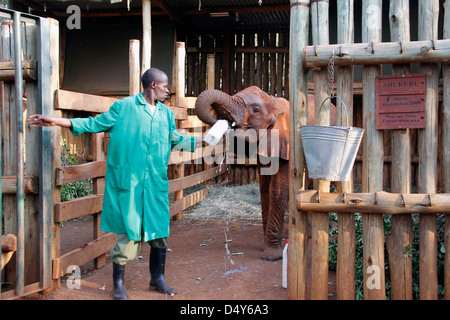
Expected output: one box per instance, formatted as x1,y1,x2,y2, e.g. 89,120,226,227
28,114,72,128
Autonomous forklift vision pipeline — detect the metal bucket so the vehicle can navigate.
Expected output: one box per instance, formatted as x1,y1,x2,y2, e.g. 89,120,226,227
300,96,365,181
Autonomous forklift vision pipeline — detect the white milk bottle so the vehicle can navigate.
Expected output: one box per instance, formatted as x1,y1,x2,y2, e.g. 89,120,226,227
204,119,230,146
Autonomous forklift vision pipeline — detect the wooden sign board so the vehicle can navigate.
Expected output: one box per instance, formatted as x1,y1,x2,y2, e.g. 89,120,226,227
376,74,426,129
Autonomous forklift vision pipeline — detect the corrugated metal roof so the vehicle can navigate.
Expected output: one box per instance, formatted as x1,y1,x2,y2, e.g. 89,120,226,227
25,0,290,31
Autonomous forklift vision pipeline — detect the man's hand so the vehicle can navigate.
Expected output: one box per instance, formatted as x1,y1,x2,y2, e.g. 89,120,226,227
27,114,72,128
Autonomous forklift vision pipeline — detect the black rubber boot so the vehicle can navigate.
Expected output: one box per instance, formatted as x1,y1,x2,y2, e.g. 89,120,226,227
113,262,129,300
149,247,177,295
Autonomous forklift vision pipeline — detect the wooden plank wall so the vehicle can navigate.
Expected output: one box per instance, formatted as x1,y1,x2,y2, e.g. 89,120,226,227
1,17,41,291
185,30,290,97
291,0,449,300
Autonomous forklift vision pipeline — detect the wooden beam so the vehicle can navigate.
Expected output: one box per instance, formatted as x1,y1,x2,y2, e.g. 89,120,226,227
302,39,450,70
297,191,450,215
170,105,188,120
55,89,117,113
310,0,330,300
177,96,197,109
169,188,209,217
288,0,310,301
443,0,450,301
388,0,413,301
52,232,116,279
180,115,207,129
54,194,103,223
1,176,38,194
129,39,140,96
55,160,106,186
142,0,152,73
0,60,36,81
335,0,356,301
168,165,228,194
418,0,439,301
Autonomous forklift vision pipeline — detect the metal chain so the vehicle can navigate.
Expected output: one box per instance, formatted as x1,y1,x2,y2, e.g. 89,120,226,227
328,50,335,98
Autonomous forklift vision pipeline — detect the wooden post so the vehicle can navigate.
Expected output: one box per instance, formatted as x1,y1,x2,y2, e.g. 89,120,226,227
222,25,231,94
142,0,151,75
387,0,413,300
91,135,106,270
288,0,310,300
310,0,330,300
207,54,215,90
1,19,18,289
361,0,385,300
129,39,140,96
48,18,62,291
302,39,450,69
418,0,439,300
173,42,186,221
205,54,215,186
336,0,356,300
443,0,450,301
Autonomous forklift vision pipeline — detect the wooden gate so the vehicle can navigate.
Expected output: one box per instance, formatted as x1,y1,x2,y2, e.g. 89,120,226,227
0,8,56,299
289,0,450,300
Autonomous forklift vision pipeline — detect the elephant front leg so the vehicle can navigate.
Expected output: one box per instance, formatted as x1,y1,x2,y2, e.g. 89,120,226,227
260,162,289,261
259,174,271,236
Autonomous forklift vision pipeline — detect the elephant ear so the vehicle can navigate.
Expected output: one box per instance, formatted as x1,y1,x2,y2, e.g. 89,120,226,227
257,97,290,160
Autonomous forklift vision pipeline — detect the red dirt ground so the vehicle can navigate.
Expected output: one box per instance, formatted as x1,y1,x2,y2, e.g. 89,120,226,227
24,215,336,300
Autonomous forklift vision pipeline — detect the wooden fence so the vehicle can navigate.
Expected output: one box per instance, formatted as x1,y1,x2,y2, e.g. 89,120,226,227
1,9,57,299
51,40,230,282
289,0,449,300
0,9,230,297
185,30,289,97
184,27,448,192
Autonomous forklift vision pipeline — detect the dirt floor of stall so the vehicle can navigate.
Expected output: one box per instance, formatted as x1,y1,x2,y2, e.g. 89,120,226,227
23,183,336,300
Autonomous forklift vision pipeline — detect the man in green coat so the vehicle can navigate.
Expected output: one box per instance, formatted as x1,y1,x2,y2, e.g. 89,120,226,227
28,68,201,300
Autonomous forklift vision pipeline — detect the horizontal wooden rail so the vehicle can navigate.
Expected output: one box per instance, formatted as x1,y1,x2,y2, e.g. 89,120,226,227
55,89,117,113
0,282,42,300
55,160,106,186
169,165,229,194
297,190,450,215
177,96,197,109
171,105,188,120
2,176,38,194
0,60,37,81
54,194,104,222
52,232,116,279
56,89,188,120
180,115,208,129
170,188,209,217
302,39,450,70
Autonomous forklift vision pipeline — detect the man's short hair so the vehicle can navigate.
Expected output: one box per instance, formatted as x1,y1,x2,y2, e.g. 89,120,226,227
141,68,168,90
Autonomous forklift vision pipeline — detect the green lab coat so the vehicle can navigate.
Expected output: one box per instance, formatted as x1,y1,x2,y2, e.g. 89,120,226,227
70,93,196,242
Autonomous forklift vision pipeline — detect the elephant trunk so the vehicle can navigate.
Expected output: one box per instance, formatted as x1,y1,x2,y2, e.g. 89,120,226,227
194,89,236,126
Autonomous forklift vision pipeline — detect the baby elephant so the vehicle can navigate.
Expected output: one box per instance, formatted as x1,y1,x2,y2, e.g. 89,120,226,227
195,86,336,260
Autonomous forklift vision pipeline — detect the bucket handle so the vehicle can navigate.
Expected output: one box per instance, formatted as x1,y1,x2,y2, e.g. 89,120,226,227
316,95,350,127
